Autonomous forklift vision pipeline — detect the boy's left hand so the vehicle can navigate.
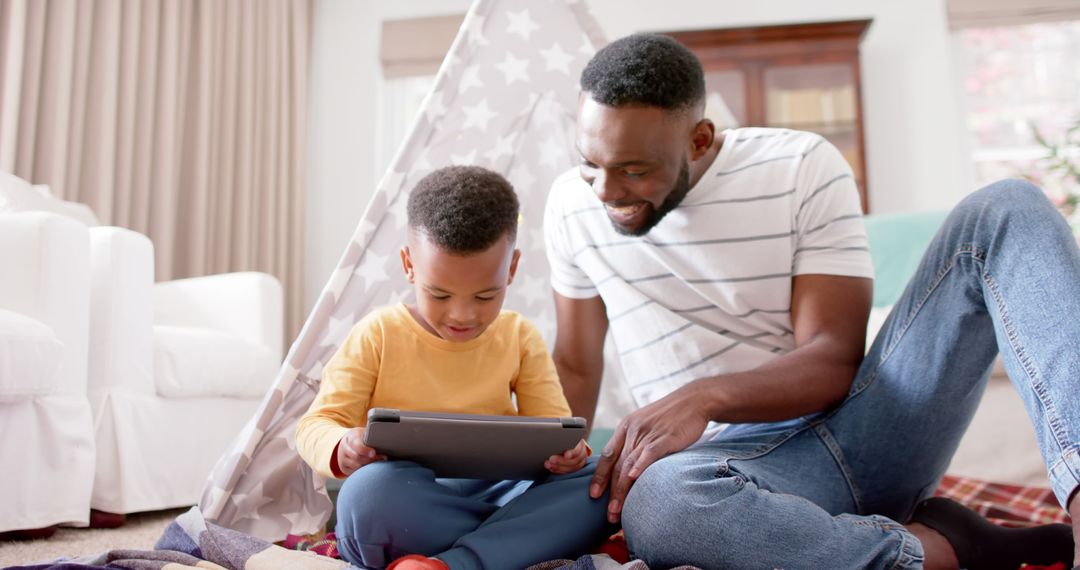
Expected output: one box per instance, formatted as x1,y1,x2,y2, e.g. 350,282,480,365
545,438,588,474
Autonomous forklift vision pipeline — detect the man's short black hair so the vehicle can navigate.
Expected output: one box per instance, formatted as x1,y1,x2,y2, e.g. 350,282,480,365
581,33,705,111
407,165,519,254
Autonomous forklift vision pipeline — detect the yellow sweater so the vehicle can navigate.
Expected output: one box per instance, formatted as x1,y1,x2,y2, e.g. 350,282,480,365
295,304,572,479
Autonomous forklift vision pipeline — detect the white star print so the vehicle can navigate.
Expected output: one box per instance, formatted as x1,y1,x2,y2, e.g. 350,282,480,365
386,195,408,230
462,99,498,131
506,10,539,41
450,149,478,165
423,89,448,123
459,65,483,95
510,162,537,194
483,132,518,163
540,43,574,74
464,13,489,46
495,52,530,85
325,314,357,346
355,250,390,284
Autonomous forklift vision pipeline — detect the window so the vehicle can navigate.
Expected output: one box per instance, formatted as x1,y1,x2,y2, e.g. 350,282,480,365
960,20,1080,196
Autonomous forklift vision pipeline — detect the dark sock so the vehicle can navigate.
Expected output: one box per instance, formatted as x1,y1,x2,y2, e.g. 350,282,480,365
910,497,1074,570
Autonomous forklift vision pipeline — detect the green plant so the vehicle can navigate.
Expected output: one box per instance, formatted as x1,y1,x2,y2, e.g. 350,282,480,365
1031,116,1080,186
1029,117,1080,233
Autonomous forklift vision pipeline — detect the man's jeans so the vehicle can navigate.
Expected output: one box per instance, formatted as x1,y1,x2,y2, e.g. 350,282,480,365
621,180,1080,569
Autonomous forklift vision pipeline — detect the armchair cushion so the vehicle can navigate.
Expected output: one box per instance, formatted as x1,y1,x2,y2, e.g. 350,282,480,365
0,171,100,226
153,325,278,399
0,308,63,402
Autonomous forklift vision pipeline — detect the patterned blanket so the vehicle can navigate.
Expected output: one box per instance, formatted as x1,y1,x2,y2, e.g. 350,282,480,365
5,508,351,570
7,475,1071,570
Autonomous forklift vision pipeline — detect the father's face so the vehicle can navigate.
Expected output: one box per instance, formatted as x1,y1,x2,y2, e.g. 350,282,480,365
575,94,696,236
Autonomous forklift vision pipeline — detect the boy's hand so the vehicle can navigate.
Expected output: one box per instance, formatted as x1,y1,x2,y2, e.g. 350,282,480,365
335,427,385,477
545,439,588,474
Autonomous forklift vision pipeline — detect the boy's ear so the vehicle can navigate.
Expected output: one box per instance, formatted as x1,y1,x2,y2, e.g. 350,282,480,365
507,248,521,285
400,246,414,283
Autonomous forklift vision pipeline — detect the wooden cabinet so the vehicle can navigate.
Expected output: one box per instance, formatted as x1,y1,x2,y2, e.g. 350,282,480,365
667,20,872,212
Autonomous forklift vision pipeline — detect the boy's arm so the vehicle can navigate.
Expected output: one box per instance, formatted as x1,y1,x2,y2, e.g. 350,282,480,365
295,321,381,479
512,319,577,418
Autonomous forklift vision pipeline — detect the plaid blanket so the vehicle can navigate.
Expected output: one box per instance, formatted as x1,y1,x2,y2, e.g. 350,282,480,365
935,474,1070,527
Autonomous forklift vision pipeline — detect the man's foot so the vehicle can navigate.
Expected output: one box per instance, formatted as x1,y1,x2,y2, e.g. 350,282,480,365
910,497,1074,570
386,554,450,570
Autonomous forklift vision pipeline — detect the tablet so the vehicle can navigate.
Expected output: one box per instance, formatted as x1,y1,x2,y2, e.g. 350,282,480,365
362,408,587,480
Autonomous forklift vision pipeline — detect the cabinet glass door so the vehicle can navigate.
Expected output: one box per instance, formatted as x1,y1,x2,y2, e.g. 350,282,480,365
763,63,861,185
703,69,747,129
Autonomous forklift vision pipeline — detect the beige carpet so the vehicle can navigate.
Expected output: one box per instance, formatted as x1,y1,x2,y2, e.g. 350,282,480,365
0,508,187,568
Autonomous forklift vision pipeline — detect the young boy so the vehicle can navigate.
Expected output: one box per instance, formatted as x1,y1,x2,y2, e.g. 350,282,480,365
296,166,613,570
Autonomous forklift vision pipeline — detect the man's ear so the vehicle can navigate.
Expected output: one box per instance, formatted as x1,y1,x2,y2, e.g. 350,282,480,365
690,118,716,161
507,248,521,285
400,246,414,283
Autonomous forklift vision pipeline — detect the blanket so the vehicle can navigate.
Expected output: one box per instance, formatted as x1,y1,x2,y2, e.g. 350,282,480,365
7,475,1071,570
5,508,350,570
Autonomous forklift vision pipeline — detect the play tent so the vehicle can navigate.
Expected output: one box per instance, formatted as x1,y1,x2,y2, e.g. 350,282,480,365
198,0,611,541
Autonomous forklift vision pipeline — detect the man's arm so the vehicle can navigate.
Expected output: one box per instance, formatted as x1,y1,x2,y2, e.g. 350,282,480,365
592,273,872,522
551,292,609,427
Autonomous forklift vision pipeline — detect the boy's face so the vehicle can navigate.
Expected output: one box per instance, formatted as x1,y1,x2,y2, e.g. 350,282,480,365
400,231,520,342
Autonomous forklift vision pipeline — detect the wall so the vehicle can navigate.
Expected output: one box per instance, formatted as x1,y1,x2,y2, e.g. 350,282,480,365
306,0,471,313
306,0,975,312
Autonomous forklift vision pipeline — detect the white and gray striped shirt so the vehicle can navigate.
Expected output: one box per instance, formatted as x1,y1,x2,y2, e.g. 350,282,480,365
544,128,873,407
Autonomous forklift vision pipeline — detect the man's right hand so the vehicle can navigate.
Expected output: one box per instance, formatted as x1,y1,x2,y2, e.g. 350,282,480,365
589,381,711,523
334,427,385,477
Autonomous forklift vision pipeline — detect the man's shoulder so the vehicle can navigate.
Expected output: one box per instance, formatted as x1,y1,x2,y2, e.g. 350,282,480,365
725,127,826,157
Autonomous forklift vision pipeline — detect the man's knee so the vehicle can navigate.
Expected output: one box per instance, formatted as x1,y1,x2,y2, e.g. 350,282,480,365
959,178,1050,220
622,455,747,561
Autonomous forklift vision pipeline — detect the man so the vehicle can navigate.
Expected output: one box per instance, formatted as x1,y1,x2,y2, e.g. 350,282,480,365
544,33,1079,569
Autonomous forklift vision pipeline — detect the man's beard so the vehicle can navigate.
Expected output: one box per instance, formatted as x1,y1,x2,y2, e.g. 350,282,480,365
613,160,692,237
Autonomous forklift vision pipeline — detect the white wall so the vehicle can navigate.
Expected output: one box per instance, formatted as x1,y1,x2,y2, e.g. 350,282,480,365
306,0,471,313
306,0,975,312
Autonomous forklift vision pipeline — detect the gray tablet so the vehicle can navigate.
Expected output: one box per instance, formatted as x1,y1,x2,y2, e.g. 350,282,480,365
363,408,587,480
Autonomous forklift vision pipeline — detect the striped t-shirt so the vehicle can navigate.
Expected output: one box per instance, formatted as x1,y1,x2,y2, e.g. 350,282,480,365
544,128,873,407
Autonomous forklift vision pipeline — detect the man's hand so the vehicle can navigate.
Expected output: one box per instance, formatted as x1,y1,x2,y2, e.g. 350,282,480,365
590,382,711,523
334,427,386,477
545,438,589,474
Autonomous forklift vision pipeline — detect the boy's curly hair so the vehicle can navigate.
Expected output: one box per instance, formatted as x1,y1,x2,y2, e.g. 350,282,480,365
407,165,519,254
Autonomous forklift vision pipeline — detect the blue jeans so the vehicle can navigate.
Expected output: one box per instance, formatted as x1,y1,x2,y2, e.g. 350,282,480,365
335,458,612,569
621,180,1080,569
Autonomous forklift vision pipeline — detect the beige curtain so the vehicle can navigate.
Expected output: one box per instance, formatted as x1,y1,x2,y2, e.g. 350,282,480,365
0,0,311,341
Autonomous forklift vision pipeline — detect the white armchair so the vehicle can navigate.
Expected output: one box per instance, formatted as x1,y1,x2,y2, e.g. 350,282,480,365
0,211,96,534
87,226,283,516
0,171,284,516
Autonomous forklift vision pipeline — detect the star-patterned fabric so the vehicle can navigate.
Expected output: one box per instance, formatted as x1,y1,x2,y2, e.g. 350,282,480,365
198,0,607,541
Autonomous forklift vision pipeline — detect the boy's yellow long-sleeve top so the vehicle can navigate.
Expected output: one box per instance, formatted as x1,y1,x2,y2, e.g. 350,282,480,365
295,304,573,479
